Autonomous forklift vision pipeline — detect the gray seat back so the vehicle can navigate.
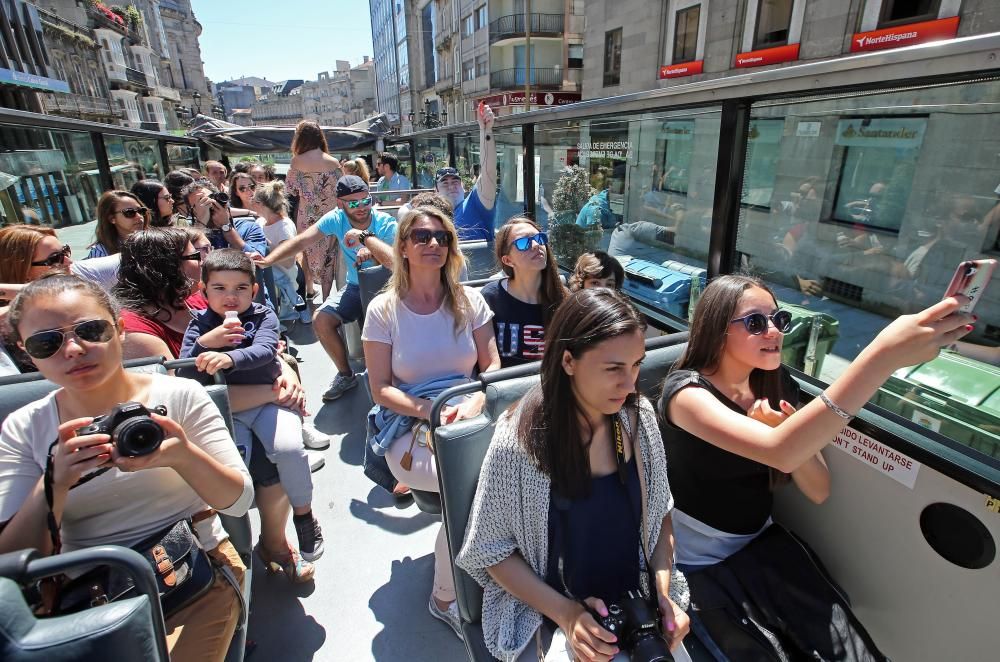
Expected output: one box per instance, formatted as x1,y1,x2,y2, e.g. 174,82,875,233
434,342,688,639
0,546,169,661
357,265,392,322
458,240,495,280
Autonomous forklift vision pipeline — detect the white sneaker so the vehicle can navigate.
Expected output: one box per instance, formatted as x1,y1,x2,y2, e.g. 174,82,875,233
302,423,331,450
306,449,325,473
428,597,464,641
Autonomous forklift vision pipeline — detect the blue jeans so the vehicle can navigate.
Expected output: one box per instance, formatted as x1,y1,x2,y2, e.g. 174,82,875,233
272,265,301,320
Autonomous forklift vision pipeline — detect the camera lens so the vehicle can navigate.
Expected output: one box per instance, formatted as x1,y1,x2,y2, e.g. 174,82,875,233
210,192,230,207
114,417,164,457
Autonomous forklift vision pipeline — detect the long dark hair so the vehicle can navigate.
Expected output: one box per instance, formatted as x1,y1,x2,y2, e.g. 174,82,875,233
672,274,793,486
93,190,144,255
112,228,193,318
495,217,567,325
518,288,646,498
131,180,171,226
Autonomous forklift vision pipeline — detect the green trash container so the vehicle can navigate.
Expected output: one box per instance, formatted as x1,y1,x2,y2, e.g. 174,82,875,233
778,302,840,377
873,350,1000,459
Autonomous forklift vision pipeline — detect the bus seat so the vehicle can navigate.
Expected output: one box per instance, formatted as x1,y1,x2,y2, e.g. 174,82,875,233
0,546,169,662
433,340,689,660
458,240,495,280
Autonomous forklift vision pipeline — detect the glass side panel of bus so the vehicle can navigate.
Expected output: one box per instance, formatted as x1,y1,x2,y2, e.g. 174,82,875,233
0,125,98,228
105,136,165,189
414,136,448,190
493,124,524,234
167,144,201,172
383,141,413,185
454,130,480,190
735,78,1000,466
533,109,719,319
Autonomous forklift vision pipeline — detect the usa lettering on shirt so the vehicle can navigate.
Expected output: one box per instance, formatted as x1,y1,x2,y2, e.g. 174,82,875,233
496,323,545,359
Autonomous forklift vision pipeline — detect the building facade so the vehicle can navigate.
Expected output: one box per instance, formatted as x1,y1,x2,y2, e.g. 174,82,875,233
301,58,377,127
583,0,1000,98
417,0,585,123
0,0,73,114
251,79,304,126
371,0,425,132
156,0,211,122
216,76,274,120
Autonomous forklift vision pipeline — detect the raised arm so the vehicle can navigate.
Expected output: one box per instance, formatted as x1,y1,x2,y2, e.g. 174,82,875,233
474,103,497,211
667,298,973,473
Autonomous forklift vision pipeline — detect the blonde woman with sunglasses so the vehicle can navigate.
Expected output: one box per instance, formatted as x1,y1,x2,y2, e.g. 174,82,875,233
85,190,149,259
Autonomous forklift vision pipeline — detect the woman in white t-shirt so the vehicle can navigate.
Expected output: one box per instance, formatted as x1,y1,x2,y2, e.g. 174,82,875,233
250,180,302,322
0,274,253,662
362,205,500,640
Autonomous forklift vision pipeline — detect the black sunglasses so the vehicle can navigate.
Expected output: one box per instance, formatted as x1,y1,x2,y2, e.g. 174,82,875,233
115,207,149,219
180,251,202,262
30,244,72,267
409,229,452,246
511,232,548,252
237,183,256,192
730,310,793,335
22,319,116,360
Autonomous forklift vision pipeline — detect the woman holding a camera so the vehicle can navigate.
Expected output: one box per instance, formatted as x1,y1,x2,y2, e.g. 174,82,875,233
457,289,690,662
0,274,253,662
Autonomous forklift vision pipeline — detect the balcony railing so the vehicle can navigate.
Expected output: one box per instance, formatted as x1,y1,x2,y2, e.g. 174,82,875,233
87,5,143,42
152,85,181,102
435,76,457,93
490,67,563,90
489,13,564,44
42,92,120,118
140,120,161,131
125,67,150,87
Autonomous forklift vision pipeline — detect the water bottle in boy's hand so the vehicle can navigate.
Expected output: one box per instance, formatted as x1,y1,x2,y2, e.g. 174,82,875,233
224,310,243,345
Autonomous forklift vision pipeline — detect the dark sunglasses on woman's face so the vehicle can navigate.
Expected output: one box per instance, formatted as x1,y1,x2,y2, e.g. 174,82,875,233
180,251,202,262
237,183,256,193
409,229,452,246
510,232,548,252
730,310,793,335
22,319,116,359
116,207,149,219
30,244,72,267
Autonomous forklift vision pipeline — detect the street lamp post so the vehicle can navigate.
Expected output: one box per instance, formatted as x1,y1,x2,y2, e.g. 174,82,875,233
408,98,447,129
192,91,202,115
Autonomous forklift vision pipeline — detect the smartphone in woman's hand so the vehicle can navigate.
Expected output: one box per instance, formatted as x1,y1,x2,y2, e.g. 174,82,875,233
944,259,997,313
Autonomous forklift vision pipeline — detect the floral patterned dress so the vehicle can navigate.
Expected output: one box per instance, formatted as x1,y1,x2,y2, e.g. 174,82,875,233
285,167,340,288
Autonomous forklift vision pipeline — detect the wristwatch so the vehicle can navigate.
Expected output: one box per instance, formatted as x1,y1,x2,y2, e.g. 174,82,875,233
220,223,232,232
357,230,374,245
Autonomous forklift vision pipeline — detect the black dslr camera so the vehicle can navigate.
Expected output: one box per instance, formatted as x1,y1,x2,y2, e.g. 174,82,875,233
209,191,230,207
76,402,168,457
591,590,673,662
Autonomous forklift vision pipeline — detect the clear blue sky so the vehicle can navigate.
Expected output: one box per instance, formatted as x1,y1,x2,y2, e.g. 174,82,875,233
191,0,374,84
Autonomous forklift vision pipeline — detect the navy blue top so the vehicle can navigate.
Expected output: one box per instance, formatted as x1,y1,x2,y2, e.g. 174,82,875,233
545,456,643,605
177,302,282,386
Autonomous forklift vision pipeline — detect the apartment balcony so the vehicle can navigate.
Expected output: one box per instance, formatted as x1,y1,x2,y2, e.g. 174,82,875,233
490,68,563,90
489,13,564,44
42,92,120,119
434,76,457,93
87,5,143,43
125,67,150,87
434,30,453,52
153,84,181,102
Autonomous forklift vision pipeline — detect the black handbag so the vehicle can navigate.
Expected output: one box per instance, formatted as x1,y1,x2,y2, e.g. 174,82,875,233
42,442,216,619
55,519,216,618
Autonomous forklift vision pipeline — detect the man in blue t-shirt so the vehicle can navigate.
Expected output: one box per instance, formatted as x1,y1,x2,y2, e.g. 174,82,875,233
254,175,397,401
435,103,498,241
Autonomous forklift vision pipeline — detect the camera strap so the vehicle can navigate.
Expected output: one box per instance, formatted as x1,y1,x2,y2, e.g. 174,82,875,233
43,438,116,554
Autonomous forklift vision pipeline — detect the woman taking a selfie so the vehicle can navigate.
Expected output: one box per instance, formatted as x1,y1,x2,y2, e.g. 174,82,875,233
0,274,252,662
458,289,690,661
658,274,973,660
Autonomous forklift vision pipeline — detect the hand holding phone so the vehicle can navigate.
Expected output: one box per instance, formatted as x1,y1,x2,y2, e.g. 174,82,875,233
943,259,997,314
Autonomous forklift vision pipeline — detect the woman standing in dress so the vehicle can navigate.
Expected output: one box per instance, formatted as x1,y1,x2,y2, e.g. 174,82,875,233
285,121,342,300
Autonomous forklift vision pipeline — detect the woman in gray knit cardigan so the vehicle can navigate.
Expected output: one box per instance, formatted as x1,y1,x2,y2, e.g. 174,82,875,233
457,289,690,661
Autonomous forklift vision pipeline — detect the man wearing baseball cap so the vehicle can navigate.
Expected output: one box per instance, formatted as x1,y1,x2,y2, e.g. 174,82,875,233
435,103,497,241
253,174,397,400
